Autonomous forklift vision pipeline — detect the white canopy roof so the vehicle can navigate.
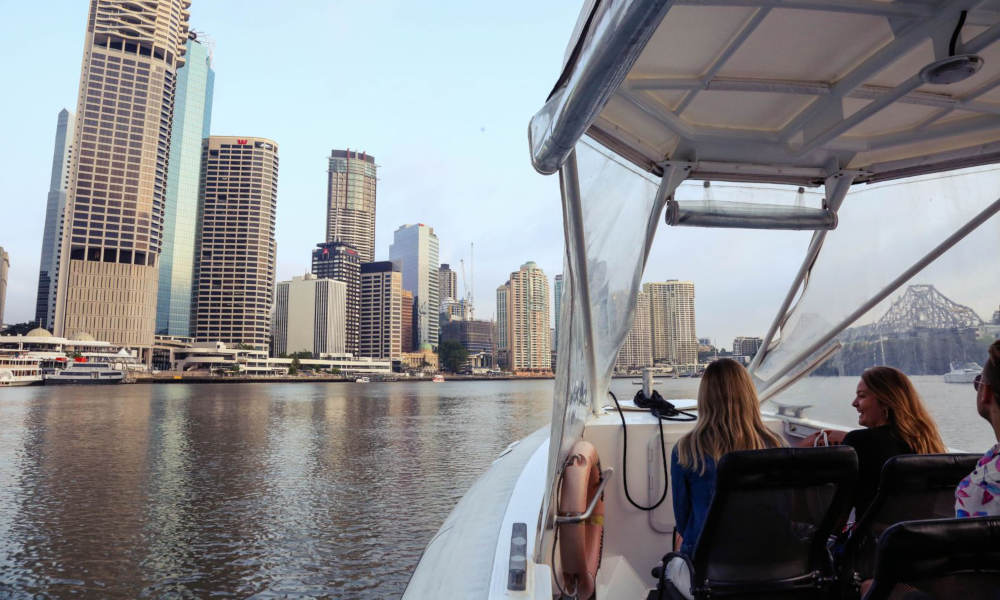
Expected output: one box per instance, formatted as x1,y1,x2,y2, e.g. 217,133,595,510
530,0,1000,185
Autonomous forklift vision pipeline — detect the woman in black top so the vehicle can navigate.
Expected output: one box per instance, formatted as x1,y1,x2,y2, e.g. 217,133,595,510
802,366,946,517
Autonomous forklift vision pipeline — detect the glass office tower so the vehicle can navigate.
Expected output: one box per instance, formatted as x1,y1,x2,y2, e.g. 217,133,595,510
157,34,214,336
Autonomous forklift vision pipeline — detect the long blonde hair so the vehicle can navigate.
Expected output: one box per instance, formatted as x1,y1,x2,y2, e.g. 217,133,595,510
861,366,945,454
676,359,783,474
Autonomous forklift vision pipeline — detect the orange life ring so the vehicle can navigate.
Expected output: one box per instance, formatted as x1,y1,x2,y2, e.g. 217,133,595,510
558,440,605,600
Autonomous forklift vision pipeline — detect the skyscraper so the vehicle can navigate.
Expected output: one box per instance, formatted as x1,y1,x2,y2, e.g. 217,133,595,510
389,224,439,349
272,274,346,358
644,280,698,365
438,263,458,305
157,34,214,337
312,241,360,356
192,136,279,350
0,248,8,325
496,282,509,369
55,0,191,347
615,290,652,371
401,289,414,353
360,261,401,360
327,149,376,263
553,273,563,353
506,261,551,372
35,109,74,330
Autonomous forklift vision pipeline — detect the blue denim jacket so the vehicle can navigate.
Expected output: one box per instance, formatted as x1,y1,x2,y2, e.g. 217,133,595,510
670,445,717,556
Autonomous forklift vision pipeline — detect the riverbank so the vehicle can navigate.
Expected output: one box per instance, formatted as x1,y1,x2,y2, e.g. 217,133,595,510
133,373,555,384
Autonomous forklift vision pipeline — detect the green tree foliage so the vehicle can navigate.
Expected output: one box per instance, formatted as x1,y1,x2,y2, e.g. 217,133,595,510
438,340,468,373
3,322,41,336
289,356,301,375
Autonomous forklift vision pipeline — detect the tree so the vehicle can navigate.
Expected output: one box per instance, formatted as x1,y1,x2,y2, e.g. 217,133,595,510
2,322,41,336
438,340,468,373
289,357,300,375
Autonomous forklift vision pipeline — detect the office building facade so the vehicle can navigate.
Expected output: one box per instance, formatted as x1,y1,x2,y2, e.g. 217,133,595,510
401,289,414,353
388,224,439,349
644,280,698,366
55,0,191,347
35,109,75,330
733,336,764,358
156,35,214,336
272,274,346,358
192,136,279,350
360,261,401,360
506,261,551,372
496,282,509,368
440,319,493,355
327,149,376,263
615,290,653,371
438,263,458,305
312,241,360,355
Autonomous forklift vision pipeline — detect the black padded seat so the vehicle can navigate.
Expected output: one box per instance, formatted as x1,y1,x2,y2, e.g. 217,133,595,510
839,453,981,597
653,446,857,599
862,516,1000,600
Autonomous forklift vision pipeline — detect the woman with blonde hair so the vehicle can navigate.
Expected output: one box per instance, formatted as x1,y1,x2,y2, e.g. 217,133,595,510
666,358,783,599
804,366,946,517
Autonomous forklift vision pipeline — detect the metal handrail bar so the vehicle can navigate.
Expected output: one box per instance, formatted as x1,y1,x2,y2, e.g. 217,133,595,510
556,468,615,524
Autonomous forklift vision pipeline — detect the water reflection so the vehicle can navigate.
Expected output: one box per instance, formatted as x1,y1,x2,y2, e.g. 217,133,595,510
0,381,552,598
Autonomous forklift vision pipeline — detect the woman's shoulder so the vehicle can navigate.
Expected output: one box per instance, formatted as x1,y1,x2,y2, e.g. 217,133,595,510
844,425,912,453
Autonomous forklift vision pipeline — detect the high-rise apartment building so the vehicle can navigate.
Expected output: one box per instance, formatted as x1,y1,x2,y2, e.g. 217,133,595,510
496,282,509,368
438,263,458,305
360,261,401,360
192,136,279,350
401,289,414,353
733,336,764,358
615,290,653,371
326,149,376,263
35,109,74,330
272,273,346,358
553,273,563,353
157,35,214,337
312,241,360,355
0,248,8,324
54,0,191,347
506,261,551,372
389,224,439,349
644,280,698,365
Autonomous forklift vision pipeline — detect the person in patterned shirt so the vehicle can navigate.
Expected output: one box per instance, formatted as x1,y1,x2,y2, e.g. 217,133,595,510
956,339,1000,518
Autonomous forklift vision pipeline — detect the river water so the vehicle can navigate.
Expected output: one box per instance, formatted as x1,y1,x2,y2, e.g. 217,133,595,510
0,377,992,598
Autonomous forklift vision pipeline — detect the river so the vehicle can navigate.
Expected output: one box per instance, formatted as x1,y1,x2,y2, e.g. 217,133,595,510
0,376,991,598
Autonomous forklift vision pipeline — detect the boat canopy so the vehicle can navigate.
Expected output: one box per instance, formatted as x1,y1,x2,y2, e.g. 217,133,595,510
531,0,1000,562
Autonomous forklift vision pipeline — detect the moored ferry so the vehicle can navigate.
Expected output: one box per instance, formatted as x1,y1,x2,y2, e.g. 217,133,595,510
405,1,1000,598
44,361,126,385
0,355,43,386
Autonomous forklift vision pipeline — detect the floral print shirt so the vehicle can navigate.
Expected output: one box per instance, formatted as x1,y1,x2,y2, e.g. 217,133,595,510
956,443,1000,518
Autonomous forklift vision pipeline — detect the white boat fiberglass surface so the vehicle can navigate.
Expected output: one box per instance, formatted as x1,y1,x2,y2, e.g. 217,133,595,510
404,1,1000,598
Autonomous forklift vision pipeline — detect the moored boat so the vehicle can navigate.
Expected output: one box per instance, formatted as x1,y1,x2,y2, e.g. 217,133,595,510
355,376,370,383
432,374,445,383
406,2,1000,598
0,355,43,387
45,361,126,385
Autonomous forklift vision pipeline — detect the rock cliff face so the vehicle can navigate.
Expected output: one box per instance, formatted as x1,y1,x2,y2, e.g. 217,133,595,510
814,327,982,376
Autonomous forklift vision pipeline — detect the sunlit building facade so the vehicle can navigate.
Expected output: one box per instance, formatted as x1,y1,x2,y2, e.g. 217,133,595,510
389,224,439,349
157,35,214,337
312,241,360,356
55,0,191,348
615,290,653,371
192,136,279,350
644,280,698,366
506,261,551,372
327,149,376,263
35,109,74,330
438,263,458,305
272,274,346,358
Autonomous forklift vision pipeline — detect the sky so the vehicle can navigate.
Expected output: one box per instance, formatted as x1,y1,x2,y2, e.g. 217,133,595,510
2,1,997,349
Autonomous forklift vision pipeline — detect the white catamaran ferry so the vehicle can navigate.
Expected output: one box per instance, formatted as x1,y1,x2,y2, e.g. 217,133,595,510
0,355,43,386
406,2,1000,598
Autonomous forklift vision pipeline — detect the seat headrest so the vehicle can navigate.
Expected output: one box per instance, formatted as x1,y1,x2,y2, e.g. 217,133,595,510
877,516,1000,577
880,453,981,490
716,446,857,491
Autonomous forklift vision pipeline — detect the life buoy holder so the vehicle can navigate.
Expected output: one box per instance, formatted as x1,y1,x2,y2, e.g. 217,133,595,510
557,440,605,600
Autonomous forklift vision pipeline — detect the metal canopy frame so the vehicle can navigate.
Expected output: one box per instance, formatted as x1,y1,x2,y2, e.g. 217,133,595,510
532,0,1000,185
